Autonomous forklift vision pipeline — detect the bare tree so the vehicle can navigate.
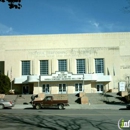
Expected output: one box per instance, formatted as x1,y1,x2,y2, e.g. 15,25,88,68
0,0,22,9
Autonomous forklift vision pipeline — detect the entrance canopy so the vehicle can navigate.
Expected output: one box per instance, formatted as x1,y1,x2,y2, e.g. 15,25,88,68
14,71,112,84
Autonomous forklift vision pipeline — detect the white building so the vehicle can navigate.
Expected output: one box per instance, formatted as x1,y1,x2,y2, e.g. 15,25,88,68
0,32,130,94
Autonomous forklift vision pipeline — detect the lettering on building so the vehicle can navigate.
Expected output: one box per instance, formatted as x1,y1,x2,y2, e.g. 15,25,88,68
28,47,119,58
120,65,130,69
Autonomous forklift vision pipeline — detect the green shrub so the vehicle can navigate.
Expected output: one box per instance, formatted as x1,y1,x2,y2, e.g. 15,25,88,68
0,74,11,94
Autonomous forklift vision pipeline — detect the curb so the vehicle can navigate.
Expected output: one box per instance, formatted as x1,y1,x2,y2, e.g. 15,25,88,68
11,104,127,110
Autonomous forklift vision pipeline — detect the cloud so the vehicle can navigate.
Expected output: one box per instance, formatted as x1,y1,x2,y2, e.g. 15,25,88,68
89,20,99,28
79,19,130,33
0,23,17,35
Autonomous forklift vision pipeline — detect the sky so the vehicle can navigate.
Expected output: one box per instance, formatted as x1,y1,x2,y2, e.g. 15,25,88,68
0,0,130,35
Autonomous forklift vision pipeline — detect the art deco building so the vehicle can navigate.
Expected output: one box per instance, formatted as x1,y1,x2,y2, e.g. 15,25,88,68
0,32,130,94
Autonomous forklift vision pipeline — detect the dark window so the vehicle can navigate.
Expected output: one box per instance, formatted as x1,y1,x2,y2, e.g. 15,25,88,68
95,59,104,73
58,60,67,71
77,59,86,74
22,61,30,75
40,60,48,75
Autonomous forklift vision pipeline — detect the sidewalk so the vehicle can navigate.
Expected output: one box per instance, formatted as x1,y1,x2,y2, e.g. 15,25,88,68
12,103,127,110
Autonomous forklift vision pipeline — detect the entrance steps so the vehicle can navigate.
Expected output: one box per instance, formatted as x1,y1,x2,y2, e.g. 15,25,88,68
5,95,32,104
4,92,126,105
68,93,126,104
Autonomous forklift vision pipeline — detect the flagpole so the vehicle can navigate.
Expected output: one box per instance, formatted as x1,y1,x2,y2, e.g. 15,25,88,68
11,80,12,90
113,65,115,89
10,67,12,90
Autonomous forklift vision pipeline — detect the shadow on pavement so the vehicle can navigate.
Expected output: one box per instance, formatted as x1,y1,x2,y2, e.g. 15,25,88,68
119,108,130,110
24,108,65,110
103,101,127,105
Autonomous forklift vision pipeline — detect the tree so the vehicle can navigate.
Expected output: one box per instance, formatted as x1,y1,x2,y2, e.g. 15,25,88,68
0,0,22,9
0,73,11,94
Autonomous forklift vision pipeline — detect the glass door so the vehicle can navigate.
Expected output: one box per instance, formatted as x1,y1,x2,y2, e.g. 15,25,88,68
22,85,29,94
42,84,50,94
59,84,67,94
96,84,103,93
75,83,83,93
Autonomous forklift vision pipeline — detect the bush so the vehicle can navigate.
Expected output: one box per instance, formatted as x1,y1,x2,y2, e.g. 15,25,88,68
0,74,11,94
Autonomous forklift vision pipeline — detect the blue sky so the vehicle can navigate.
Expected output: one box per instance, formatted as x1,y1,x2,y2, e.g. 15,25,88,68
0,0,130,35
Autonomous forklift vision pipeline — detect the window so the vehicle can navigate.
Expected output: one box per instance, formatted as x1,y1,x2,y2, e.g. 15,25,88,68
40,60,48,75
76,59,86,74
95,59,104,73
45,96,52,101
58,60,67,71
22,61,30,75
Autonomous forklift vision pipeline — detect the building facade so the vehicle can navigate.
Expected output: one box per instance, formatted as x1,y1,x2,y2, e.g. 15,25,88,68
0,32,130,94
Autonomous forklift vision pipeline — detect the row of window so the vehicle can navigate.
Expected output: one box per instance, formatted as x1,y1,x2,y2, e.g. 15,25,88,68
22,59,104,75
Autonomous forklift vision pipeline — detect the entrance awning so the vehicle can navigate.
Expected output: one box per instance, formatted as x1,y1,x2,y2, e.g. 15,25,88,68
14,71,112,84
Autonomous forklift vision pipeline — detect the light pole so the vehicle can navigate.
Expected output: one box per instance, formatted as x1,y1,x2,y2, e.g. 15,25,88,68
83,73,85,92
37,75,40,94
127,76,129,92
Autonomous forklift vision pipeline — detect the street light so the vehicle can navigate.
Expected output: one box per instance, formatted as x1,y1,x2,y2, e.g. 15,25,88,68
127,76,130,92
37,75,40,94
83,73,84,92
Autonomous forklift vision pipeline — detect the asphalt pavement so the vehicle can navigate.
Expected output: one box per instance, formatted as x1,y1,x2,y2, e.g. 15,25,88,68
12,103,128,110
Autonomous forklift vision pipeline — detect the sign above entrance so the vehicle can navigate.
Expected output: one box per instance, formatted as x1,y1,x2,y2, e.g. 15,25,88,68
52,72,71,80
42,71,83,81
14,71,112,84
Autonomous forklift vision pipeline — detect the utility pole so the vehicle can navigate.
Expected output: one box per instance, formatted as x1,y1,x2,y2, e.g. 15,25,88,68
127,76,129,92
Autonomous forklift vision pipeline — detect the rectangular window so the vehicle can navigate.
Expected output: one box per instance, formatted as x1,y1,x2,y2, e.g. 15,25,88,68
58,60,67,71
95,59,104,73
76,59,86,74
40,60,48,75
22,61,30,75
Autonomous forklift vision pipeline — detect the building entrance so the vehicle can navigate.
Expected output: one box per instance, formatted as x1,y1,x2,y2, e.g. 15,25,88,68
22,85,29,94
42,84,50,94
75,83,82,93
59,84,67,94
96,84,103,93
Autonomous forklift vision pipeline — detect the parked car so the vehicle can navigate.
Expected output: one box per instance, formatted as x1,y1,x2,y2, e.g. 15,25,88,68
31,96,69,109
0,98,15,109
126,104,130,109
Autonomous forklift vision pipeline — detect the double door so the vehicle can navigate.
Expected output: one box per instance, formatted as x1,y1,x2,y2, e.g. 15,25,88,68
97,84,103,93
43,84,50,94
75,83,82,93
59,84,67,94
22,85,29,94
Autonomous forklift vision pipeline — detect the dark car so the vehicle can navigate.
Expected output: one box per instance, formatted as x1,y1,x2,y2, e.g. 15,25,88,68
126,104,130,109
0,98,14,109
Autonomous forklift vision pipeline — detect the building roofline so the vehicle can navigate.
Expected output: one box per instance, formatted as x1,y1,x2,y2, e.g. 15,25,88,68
0,32,130,37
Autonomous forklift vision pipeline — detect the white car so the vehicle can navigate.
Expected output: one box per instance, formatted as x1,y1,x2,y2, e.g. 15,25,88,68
0,98,14,109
